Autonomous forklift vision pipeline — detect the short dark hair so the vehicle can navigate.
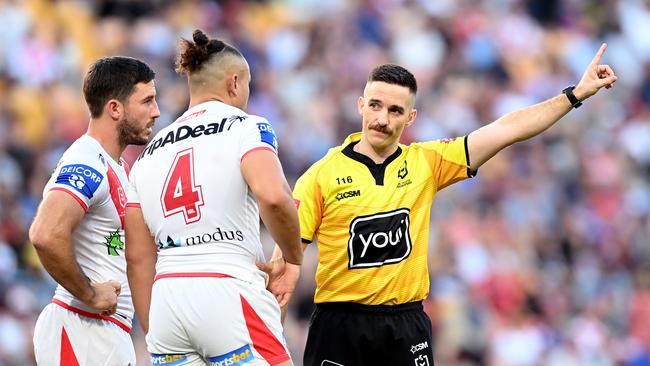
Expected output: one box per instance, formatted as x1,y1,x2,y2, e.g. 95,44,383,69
175,29,243,74
83,56,155,118
368,64,417,94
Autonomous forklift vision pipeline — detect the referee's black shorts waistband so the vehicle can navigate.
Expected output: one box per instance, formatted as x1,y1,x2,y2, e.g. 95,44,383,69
315,301,423,313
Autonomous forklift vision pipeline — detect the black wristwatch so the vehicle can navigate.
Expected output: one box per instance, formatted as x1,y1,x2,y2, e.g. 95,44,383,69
562,85,582,109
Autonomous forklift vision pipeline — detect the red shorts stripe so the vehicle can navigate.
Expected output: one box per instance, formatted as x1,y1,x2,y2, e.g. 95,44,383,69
49,188,88,212
60,326,80,366
52,299,131,333
154,272,234,282
240,295,290,365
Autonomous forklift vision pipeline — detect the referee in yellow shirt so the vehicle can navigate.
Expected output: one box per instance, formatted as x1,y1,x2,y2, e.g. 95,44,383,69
268,44,616,365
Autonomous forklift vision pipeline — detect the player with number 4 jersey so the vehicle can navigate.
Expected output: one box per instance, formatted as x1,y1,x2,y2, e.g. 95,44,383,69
130,101,276,284
125,30,302,366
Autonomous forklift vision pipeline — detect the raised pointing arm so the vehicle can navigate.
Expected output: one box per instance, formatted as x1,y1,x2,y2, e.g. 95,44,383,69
467,43,618,171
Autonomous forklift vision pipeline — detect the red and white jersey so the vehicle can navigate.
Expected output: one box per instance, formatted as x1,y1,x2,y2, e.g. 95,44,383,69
43,134,133,332
127,101,279,287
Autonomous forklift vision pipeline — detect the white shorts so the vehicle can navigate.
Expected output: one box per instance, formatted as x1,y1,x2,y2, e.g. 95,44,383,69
147,273,290,366
33,302,136,366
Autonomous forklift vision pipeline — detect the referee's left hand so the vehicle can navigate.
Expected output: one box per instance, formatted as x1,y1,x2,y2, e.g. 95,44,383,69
257,258,301,322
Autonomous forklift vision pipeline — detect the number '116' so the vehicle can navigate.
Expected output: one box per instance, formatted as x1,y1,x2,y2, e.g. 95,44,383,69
336,176,353,184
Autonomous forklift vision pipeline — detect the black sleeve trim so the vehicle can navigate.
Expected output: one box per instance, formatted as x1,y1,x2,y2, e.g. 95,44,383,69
464,135,477,177
301,238,313,244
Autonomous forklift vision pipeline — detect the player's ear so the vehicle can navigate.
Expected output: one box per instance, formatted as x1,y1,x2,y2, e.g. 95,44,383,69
406,109,417,127
227,73,238,97
106,99,123,121
357,96,364,115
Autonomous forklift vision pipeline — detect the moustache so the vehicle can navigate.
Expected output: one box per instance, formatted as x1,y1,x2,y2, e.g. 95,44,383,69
369,125,391,134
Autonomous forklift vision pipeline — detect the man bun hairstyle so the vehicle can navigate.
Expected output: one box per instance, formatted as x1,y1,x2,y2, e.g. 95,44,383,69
176,29,243,74
368,64,417,95
83,56,155,118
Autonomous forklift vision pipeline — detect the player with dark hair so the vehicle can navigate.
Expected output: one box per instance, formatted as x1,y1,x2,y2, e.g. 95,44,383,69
30,56,159,365
125,29,302,366
276,45,617,365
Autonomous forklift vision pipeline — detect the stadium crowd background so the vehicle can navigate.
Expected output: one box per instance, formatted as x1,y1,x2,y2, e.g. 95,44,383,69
0,0,649,365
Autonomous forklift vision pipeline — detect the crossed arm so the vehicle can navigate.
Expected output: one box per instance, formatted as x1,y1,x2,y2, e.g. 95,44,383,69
467,43,618,171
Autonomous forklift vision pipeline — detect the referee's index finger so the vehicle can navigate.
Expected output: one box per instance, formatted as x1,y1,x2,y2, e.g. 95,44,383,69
591,43,608,66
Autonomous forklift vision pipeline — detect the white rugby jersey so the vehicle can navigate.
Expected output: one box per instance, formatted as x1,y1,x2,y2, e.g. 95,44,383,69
127,101,279,286
43,134,133,332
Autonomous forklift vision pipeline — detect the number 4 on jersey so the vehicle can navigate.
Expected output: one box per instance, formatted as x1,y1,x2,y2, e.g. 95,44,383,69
161,148,204,224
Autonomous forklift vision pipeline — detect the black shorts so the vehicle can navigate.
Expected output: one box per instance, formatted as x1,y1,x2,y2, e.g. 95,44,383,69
303,301,434,366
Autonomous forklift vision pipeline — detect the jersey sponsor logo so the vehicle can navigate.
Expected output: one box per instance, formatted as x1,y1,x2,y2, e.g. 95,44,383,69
157,235,182,249
158,228,244,249
257,122,278,150
411,341,429,354
414,355,430,366
56,164,103,199
138,115,248,160
207,344,253,366
348,208,412,268
186,228,244,246
440,137,457,144
150,353,188,365
335,189,361,201
104,229,125,256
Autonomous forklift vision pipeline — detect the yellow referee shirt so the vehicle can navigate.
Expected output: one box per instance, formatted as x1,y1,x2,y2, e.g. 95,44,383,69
293,132,474,305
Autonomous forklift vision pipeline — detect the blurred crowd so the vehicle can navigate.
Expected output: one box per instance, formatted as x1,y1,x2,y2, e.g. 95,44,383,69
1,0,650,365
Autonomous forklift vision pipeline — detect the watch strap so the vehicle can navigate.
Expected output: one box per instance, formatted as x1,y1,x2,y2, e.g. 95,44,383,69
562,85,582,109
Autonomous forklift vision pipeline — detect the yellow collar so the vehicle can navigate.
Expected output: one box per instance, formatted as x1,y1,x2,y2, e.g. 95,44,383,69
342,132,362,146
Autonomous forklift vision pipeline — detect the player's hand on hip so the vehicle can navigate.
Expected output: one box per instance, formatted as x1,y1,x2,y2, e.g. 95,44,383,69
86,280,121,315
574,43,618,100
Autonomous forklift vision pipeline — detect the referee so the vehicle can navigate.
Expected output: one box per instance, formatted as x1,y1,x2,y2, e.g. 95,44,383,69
270,44,616,366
